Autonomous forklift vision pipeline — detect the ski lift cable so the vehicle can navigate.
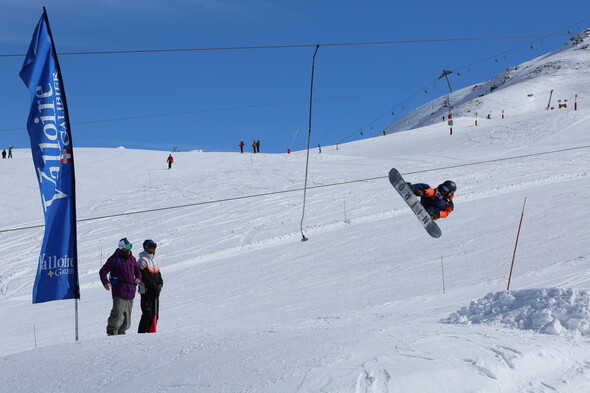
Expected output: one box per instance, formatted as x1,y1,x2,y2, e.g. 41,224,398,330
344,19,590,144
453,18,590,74
0,88,446,133
337,78,440,144
2,144,589,235
0,33,574,58
289,128,300,150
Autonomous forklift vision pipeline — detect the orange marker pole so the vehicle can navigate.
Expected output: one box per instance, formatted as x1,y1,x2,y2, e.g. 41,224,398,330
507,197,527,290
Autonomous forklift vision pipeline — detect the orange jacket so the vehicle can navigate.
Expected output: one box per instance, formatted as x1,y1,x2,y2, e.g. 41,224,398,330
422,188,454,219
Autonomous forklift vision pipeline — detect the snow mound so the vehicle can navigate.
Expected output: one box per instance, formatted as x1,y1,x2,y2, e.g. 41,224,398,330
443,288,590,336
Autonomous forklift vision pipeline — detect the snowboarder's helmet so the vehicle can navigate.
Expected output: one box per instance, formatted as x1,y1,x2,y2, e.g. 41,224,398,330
118,238,132,250
438,180,456,196
143,239,157,251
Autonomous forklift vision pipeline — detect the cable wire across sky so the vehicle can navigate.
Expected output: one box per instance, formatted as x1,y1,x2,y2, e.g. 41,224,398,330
1,143,588,235
0,33,573,58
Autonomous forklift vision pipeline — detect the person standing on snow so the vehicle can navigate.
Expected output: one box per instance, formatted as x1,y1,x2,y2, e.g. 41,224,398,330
256,140,260,153
239,140,245,153
408,180,456,220
252,140,257,153
8,146,13,158
99,238,142,336
137,239,163,333
166,154,174,169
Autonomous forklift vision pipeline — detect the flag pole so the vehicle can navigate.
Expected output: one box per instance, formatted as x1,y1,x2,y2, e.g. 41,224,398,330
42,7,80,341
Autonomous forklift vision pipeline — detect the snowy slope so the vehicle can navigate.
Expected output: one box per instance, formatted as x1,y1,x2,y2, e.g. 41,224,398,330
2,42,590,392
384,29,590,134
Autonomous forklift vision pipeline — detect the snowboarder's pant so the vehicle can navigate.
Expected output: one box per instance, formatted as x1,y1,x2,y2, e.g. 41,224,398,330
106,296,134,335
138,294,159,333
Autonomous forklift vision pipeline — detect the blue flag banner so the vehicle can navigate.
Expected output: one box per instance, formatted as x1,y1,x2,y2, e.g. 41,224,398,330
19,11,79,303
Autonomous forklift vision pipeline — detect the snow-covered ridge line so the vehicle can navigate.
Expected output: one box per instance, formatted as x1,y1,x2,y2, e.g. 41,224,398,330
384,30,590,134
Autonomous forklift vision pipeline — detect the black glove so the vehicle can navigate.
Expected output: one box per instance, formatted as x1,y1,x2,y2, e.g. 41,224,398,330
406,182,412,188
414,190,425,197
429,211,440,220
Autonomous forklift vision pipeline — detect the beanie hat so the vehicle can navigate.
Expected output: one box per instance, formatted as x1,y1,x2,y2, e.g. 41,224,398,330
143,239,157,251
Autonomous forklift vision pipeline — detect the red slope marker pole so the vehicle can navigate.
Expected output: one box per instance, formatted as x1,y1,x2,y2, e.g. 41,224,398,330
507,197,527,290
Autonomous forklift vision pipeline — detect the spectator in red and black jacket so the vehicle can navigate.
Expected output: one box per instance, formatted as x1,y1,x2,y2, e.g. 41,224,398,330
137,239,163,333
409,180,456,220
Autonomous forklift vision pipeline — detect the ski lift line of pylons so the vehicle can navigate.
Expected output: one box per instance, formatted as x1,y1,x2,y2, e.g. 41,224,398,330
355,27,567,144
452,19,588,75
337,79,442,145
350,43,504,143
3,144,590,235
350,23,587,145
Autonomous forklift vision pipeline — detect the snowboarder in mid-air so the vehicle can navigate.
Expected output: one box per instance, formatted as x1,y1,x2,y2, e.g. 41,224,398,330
408,180,456,220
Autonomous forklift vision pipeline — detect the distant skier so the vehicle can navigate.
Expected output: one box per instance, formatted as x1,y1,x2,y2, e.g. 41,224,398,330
166,154,174,169
256,140,260,153
239,140,245,153
252,140,257,153
8,146,13,158
1,150,5,159
408,180,456,220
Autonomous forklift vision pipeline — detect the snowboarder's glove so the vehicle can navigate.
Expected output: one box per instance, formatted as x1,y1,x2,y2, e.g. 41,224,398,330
429,211,440,220
414,190,425,197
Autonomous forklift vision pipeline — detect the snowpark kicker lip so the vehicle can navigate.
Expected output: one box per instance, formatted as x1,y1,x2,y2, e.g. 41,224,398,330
388,168,442,238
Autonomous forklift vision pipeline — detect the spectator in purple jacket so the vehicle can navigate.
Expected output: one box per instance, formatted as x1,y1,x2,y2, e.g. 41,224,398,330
99,238,142,336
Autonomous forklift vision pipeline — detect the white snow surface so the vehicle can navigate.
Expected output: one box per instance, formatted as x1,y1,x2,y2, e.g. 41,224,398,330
2,35,590,393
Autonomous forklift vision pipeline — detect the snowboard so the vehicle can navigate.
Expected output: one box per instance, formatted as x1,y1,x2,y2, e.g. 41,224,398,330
388,168,442,238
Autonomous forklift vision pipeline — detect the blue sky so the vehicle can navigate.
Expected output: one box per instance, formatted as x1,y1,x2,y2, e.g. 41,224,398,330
1,0,589,153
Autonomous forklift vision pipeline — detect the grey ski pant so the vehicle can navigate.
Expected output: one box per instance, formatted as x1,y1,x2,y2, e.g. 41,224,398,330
106,296,134,335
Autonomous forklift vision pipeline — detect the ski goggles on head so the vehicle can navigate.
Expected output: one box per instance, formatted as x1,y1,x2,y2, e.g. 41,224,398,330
440,186,453,195
118,239,132,250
